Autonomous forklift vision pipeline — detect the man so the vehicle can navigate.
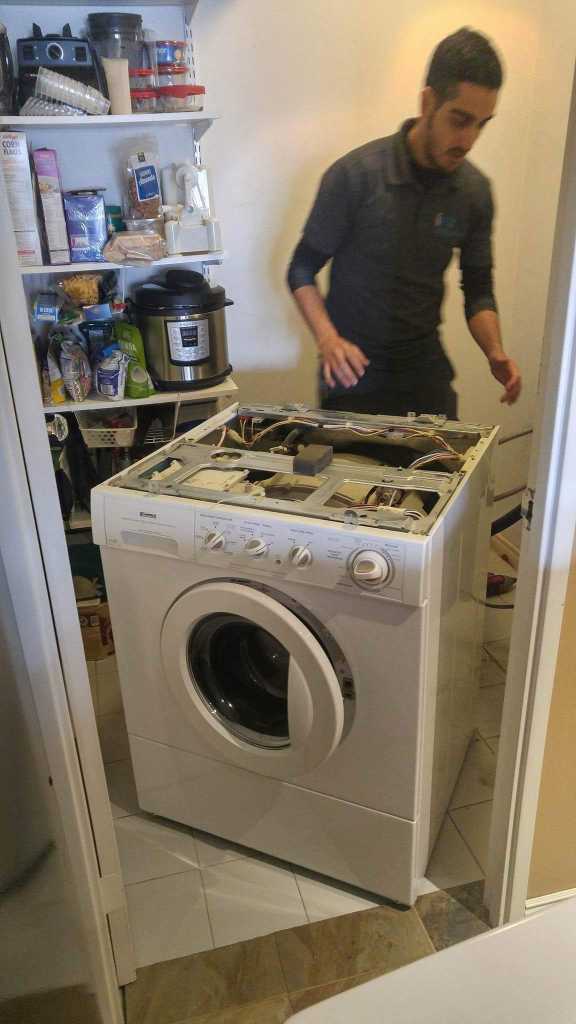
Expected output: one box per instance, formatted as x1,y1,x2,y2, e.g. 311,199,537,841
287,27,521,417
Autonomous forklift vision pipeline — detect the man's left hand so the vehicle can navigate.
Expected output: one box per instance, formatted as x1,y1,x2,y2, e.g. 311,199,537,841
490,354,522,404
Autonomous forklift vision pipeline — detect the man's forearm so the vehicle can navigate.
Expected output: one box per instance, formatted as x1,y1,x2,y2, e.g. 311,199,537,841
291,284,339,348
467,308,505,363
468,308,522,404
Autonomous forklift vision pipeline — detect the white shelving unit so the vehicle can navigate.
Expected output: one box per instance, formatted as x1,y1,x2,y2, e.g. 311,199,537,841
21,251,226,275
0,111,218,137
43,378,237,414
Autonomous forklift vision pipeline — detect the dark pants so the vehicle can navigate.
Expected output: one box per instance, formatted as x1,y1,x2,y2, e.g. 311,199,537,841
321,378,458,418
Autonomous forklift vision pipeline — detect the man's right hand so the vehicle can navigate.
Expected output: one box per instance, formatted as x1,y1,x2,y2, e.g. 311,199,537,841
318,334,370,389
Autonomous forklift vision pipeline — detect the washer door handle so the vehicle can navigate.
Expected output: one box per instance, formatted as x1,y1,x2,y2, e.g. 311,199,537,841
288,657,314,752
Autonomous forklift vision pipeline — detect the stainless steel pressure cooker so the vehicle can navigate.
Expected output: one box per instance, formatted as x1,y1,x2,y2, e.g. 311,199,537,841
133,269,232,390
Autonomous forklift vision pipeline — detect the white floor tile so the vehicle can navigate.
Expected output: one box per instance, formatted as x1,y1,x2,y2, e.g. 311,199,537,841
485,638,510,671
426,816,483,889
451,802,493,874
115,814,200,885
450,738,497,810
106,759,139,819
294,870,380,923
479,650,506,688
483,604,514,644
97,712,130,765
202,857,307,947
97,656,123,717
194,829,247,868
126,870,213,967
476,684,505,740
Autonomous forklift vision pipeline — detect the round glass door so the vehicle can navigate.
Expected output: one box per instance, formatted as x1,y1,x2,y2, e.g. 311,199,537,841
161,581,345,776
188,613,291,748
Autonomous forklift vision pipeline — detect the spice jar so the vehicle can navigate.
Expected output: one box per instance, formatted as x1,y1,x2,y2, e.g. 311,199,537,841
130,88,157,113
157,85,205,112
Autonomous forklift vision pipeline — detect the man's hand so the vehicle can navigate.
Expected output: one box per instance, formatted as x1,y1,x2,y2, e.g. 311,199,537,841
490,354,522,404
318,333,370,389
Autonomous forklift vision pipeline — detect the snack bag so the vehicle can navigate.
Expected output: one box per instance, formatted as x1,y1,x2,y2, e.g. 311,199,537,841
114,322,155,399
59,337,92,402
125,146,162,220
47,340,66,404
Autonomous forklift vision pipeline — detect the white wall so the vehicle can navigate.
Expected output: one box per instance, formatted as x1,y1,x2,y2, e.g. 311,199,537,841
196,0,576,508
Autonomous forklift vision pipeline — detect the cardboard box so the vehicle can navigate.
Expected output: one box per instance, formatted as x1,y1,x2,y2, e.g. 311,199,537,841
78,599,115,661
0,132,43,267
32,148,70,265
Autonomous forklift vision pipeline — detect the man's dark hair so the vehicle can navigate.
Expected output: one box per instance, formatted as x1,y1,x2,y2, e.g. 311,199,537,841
426,27,503,103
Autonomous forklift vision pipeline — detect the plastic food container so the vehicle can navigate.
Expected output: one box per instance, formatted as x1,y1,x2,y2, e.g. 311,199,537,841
124,216,165,236
130,88,157,113
35,66,110,115
129,67,156,89
129,68,156,89
156,64,188,87
155,40,186,65
157,85,205,112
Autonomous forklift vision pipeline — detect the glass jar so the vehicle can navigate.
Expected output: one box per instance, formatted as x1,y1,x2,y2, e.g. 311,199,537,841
155,40,186,65
157,85,205,112
130,88,157,113
156,64,188,87
129,67,156,90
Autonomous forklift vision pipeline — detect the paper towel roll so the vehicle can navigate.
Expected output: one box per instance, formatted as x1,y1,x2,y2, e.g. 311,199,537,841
102,57,132,115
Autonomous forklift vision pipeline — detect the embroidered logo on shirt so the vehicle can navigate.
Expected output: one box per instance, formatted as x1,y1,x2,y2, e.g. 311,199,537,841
434,212,459,241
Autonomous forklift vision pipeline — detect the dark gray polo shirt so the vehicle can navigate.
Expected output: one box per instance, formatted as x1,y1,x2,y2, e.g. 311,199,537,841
291,120,496,394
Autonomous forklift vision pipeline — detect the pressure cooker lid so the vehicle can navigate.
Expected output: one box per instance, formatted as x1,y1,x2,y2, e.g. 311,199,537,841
134,270,230,312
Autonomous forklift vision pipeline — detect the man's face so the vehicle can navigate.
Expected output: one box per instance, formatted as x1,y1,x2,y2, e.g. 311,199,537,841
422,82,498,172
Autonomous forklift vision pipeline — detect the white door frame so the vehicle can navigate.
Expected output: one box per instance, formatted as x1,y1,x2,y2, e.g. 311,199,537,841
0,333,123,1024
0,168,135,987
486,64,576,925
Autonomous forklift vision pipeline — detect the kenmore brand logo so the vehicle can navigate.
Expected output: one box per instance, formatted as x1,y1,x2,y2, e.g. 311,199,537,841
139,512,157,519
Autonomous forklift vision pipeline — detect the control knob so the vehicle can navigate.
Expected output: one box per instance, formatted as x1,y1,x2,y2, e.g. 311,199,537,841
349,550,392,588
244,537,268,558
204,530,226,552
289,545,313,568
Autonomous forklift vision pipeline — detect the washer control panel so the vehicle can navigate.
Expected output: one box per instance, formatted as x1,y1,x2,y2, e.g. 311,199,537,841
195,509,426,605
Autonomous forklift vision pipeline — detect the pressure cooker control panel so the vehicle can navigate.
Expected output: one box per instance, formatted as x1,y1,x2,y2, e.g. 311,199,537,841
166,317,210,364
195,509,427,606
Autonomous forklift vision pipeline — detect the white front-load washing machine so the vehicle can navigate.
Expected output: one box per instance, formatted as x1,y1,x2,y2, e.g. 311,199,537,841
92,403,496,905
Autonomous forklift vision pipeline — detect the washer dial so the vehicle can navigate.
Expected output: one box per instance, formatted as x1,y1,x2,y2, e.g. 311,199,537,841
349,550,393,588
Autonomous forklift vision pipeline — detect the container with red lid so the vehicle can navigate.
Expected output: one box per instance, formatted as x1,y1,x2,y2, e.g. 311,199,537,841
157,64,189,87
155,40,187,65
129,67,156,89
130,88,157,113
157,85,205,112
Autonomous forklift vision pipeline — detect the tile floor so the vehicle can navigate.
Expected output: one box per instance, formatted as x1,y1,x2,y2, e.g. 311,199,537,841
91,636,507,974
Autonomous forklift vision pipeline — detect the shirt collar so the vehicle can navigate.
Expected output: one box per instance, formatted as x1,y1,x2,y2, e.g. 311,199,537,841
389,119,462,192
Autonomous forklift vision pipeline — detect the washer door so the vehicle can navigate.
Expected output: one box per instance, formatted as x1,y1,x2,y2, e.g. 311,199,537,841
161,581,345,775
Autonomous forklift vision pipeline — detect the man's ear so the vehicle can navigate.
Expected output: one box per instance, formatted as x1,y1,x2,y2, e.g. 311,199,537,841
421,85,438,117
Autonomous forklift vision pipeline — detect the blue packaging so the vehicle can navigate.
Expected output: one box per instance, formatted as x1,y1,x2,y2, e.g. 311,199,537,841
95,344,128,400
63,190,107,263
